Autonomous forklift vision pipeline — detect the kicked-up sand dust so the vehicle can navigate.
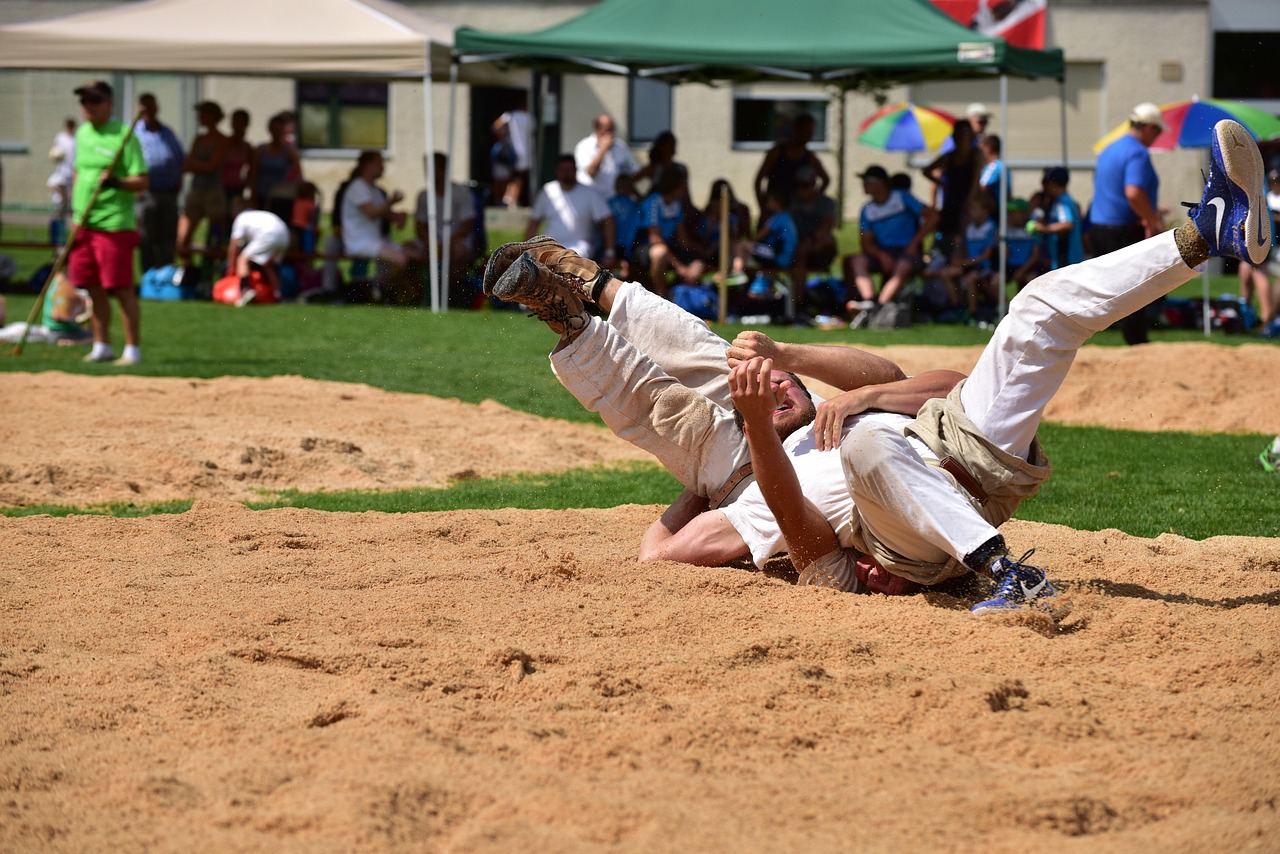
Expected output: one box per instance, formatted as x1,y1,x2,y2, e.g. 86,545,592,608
2,340,1278,850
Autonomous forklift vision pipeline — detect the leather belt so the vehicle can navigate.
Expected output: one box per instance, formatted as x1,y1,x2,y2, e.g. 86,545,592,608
940,456,989,506
708,463,754,510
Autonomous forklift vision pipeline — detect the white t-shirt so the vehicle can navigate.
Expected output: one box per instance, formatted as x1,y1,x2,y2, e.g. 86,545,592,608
230,210,290,264
502,109,532,170
574,134,640,197
414,184,476,252
341,177,388,258
718,410,937,568
530,181,612,257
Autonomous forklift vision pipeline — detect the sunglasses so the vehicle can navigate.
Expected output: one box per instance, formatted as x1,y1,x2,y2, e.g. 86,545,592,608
79,94,107,106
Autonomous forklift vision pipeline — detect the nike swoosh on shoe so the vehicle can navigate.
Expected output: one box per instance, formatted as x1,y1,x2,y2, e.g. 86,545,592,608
1207,197,1226,244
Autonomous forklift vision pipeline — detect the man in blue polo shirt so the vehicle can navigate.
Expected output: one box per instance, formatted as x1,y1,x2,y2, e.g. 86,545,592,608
842,165,937,315
1091,101,1165,344
133,92,185,271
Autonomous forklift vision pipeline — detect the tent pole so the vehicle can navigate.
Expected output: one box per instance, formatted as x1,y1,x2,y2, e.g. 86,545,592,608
442,60,460,314
424,46,440,313
997,73,1008,319
836,89,847,226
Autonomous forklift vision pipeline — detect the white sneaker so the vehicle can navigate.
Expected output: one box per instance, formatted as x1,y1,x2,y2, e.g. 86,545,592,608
83,350,115,363
112,354,140,366
235,289,256,307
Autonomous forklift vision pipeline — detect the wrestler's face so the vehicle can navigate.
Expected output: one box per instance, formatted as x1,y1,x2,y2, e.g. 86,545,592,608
769,370,816,440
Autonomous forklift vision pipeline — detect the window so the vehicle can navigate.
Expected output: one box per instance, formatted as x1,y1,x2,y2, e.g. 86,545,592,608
732,95,829,151
1214,32,1280,101
296,81,388,150
628,77,672,144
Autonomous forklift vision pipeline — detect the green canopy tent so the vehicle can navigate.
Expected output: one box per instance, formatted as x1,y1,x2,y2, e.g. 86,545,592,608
451,0,1067,316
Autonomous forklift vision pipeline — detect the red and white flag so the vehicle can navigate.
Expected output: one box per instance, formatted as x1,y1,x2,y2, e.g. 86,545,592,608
930,0,1047,50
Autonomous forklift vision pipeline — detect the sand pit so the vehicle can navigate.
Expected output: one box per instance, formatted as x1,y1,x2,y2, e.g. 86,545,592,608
2,343,1279,849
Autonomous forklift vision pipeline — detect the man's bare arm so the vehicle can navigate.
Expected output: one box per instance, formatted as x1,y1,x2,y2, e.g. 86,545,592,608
638,489,751,565
728,357,838,571
727,330,906,391
811,370,965,451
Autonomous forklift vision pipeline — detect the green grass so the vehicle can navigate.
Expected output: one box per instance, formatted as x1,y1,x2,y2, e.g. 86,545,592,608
1,260,1277,539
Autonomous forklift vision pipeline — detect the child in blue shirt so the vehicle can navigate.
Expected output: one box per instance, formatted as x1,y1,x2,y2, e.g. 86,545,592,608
607,173,641,278
1029,166,1084,270
939,194,997,318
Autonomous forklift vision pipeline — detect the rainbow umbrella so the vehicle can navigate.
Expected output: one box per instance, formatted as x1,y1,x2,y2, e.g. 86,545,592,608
1093,98,1280,153
858,102,957,152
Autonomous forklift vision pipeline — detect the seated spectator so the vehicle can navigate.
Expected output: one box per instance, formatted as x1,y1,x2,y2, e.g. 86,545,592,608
749,187,799,272
634,131,689,200
342,149,424,269
753,113,829,212
226,209,290,306
939,194,998,320
1004,198,1046,288
414,152,480,304
607,173,642,278
698,178,753,281
177,100,228,260
1028,166,1083,271
787,166,838,313
526,153,616,265
290,181,320,253
633,169,704,297
842,164,937,316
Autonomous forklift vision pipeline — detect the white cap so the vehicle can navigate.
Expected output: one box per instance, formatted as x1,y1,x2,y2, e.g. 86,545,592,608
1129,102,1167,130
966,102,991,119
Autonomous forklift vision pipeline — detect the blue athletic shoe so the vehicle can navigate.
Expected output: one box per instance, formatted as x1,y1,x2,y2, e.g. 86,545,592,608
970,549,1058,615
1187,120,1271,266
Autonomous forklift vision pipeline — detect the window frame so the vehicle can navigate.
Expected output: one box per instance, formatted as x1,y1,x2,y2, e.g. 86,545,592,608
730,93,831,152
295,79,391,153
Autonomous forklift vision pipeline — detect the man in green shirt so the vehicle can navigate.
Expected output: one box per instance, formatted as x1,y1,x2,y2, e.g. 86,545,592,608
69,80,149,366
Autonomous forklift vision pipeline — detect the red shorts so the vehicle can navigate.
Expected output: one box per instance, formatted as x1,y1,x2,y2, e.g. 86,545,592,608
68,229,139,290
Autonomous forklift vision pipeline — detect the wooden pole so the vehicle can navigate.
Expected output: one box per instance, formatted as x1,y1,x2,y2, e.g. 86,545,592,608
717,190,730,324
12,107,145,356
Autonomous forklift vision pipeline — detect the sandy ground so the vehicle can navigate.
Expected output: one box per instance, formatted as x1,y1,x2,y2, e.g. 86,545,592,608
2,342,1279,850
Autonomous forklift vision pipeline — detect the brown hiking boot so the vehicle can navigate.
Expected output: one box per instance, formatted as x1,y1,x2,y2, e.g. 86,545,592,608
483,234,610,302
493,254,592,339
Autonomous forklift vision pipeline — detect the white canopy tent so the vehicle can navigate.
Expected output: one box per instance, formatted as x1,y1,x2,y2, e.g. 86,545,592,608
0,0,491,311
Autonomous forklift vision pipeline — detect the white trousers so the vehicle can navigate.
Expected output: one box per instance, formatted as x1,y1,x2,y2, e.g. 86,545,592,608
845,230,1197,568
550,280,750,498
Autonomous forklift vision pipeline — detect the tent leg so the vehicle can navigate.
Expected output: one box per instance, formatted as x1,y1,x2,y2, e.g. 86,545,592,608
442,60,459,314
425,46,440,313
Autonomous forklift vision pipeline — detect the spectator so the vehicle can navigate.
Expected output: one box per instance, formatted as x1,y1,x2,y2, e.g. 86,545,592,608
1029,166,1083,271
753,113,829,212
69,80,149,366
842,165,937,316
607,173,643,277
226,209,290,307
977,134,1008,201
1004,198,1046,288
698,178,753,280
342,149,423,269
493,92,532,207
176,100,228,260
251,111,302,222
924,120,981,258
749,187,799,272
221,109,254,219
46,117,77,245
1091,102,1165,345
290,181,320,254
1240,168,1279,333
526,153,616,265
965,102,991,143
488,124,516,207
788,166,838,280
633,169,703,296
635,131,689,199
574,113,640,200
414,152,480,302
939,193,998,320
132,92,184,270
